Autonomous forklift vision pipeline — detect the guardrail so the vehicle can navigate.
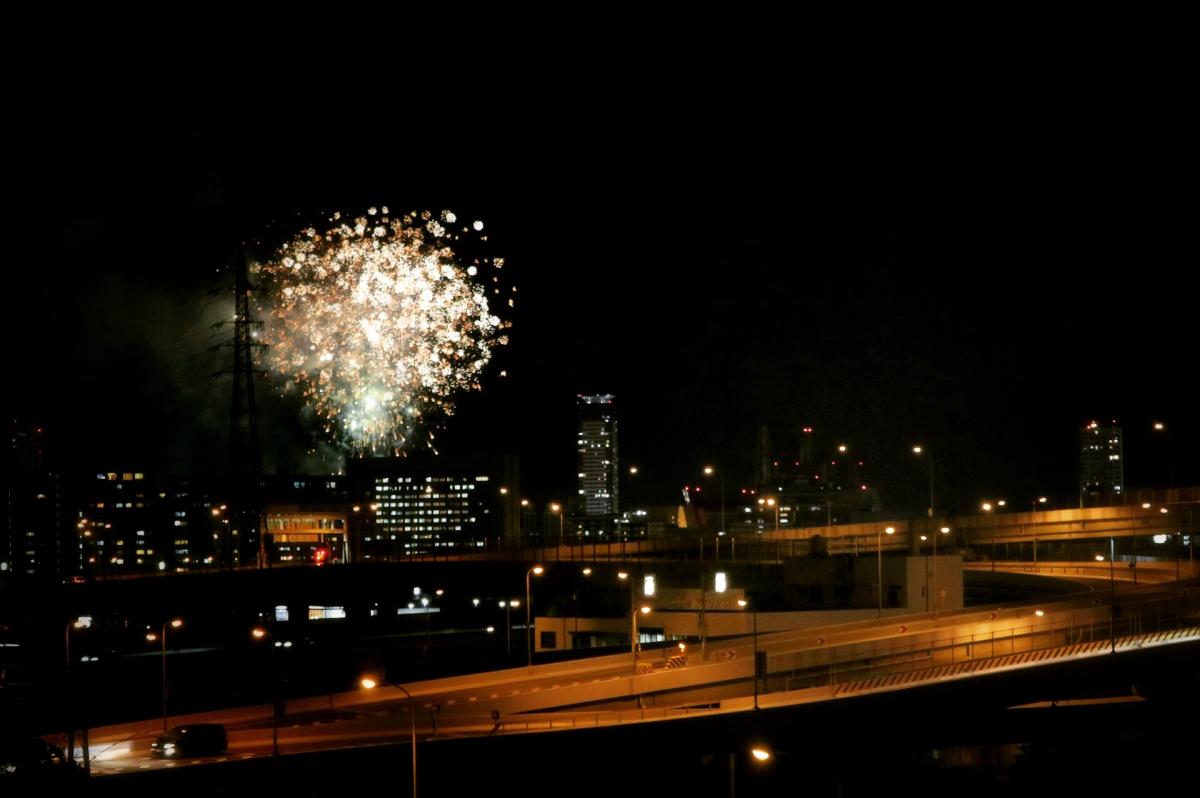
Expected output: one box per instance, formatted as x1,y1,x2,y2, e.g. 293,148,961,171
777,596,1200,696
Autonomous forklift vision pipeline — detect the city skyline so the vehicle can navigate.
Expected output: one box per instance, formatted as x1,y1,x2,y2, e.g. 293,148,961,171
9,124,1197,520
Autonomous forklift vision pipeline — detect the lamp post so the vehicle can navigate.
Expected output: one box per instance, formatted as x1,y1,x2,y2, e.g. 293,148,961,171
64,616,92,771
932,526,950,617
549,503,564,557
912,446,934,518
525,565,543,667
361,675,417,797
500,600,517,656
1108,538,1116,652
982,502,995,571
573,567,592,650
146,618,183,732
1152,421,1172,487
877,527,895,617
618,570,646,669
703,466,726,536
738,598,759,708
250,627,280,757
631,603,651,672
757,497,779,532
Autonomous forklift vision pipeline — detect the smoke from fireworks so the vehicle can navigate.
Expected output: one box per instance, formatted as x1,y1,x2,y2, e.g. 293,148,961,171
258,208,510,455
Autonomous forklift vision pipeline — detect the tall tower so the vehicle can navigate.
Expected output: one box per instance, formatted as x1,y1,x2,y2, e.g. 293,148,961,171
216,249,266,567
4,419,62,581
1080,419,1123,506
576,395,619,518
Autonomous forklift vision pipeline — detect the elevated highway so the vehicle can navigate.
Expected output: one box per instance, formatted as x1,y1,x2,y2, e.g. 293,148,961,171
77,575,1200,777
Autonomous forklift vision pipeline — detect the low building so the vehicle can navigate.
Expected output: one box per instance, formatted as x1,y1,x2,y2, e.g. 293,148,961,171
533,555,963,653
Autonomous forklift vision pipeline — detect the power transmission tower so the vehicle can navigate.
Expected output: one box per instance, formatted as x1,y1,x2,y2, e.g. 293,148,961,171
213,248,267,569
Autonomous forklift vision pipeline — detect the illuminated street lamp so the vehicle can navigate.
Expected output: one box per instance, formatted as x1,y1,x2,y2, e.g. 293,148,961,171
500,599,519,656
878,527,895,617
361,675,417,797
65,616,92,770
1151,421,1173,487
982,502,996,572
912,446,934,518
757,496,779,531
147,618,183,732
703,465,726,536
250,627,280,757
737,598,760,708
931,526,951,616
617,571,650,668
525,565,543,666
549,503,564,550
632,605,652,670
1108,538,1116,652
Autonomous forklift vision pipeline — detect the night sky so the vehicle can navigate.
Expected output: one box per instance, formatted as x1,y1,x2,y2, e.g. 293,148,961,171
10,119,1196,516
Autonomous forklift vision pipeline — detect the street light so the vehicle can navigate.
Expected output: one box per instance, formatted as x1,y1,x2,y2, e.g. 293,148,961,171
1108,538,1116,653
703,465,726,536
549,503,564,552
146,618,183,732
1151,421,1173,487
757,497,779,531
250,627,280,757
931,526,951,617
738,598,760,708
65,616,92,771
878,527,895,617
500,600,519,656
525,565,543,667
982,502,996,572
361,675,417,797
632,604,652,671
618,571,649,669
912,446,934,518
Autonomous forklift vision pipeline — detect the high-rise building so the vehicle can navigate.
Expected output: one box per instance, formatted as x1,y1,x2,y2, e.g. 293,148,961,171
4,419,63,581
1080,420,1123,505
576,394,619,518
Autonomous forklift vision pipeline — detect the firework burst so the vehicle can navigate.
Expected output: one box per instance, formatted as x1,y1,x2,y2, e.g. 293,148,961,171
258,208,510,455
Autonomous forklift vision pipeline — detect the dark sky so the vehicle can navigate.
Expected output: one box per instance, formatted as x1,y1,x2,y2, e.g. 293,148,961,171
9,117,1196,515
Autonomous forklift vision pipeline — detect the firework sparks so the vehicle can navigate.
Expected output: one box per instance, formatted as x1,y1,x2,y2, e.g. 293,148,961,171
259,209,509,455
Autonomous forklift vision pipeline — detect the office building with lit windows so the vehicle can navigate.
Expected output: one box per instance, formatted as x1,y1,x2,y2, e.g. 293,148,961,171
1080,420,1123,505
349,456,518,559
577,394,619,518
76,472,225,576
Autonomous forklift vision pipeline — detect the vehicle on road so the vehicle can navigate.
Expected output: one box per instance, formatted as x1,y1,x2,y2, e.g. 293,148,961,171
150,724,227,758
